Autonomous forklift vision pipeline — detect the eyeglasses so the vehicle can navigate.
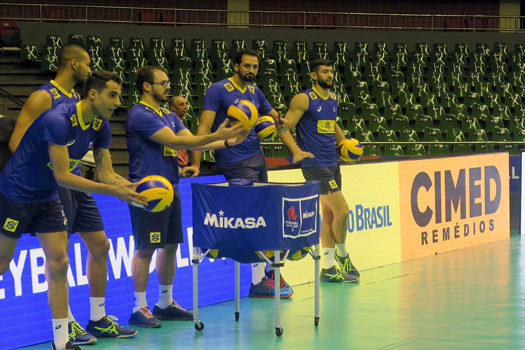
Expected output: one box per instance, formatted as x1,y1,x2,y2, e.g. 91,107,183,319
148,81,171,87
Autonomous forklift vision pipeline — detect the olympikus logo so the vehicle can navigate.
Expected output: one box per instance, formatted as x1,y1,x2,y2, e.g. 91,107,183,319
288,206,297,221
204,212,266,229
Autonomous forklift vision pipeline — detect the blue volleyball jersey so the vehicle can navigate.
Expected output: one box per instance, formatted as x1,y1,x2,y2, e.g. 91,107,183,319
202,78,273,166
38,80,83,175
126,102,187,185
0,102,111,203
296,87,339,167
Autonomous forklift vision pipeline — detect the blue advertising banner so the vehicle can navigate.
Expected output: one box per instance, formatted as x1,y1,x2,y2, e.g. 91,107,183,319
192,182,320,263
0,175,254,349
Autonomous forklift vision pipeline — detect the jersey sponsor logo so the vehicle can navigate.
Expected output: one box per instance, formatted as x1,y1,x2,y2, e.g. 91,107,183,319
328,179,338,189
224,82,234,92
163,146,178,157
47,159,81,172
49,88,60,100
150,232,161,243
309,91,317,100
317,120,335,133
204,210,267,229
247,85,255,94
329,92,337,100
70,115,78,126
3,218,19,233
92,118,102,131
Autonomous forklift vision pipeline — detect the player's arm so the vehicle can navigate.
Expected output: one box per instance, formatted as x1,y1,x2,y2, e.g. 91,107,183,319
334,124,346,145
93,148,131,185
49,143,147,206
149,118,244,151
278,93,315,164
9,91,52,152
190,109,216,174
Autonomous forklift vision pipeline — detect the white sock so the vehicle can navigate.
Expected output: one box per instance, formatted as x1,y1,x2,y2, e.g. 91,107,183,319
52,318,68,350
322,248,335,270
251,263,266,284
133,291,147,313
335,243,348,258
90,297,106,322
157,284,173,309
67,305,75,323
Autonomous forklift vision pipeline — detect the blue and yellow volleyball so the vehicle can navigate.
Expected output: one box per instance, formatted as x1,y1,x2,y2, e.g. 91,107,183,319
136,175,174,212
227,99,259,130
337,138,364,162
287,247,311,261
254,115,278,141
256,247,311,261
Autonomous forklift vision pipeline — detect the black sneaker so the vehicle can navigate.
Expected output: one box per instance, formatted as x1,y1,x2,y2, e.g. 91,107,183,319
52,341,81,350
153,301,193,321
335,253,360,279
320,266,358,283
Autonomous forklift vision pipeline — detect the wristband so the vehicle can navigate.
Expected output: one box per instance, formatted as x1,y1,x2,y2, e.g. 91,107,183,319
224,139,232,148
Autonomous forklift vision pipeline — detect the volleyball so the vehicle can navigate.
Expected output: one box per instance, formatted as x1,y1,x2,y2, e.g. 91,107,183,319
227,99,259,130
256,247,310,261
136,175,174,212
254,115,278,141
337,138,364,162
287,247,311,261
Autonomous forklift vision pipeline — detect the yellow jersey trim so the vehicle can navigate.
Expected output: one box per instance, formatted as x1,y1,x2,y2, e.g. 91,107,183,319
312,86,329,100
140,101,164,117
76,102,92,131
50,80,73,98
228,78,247,94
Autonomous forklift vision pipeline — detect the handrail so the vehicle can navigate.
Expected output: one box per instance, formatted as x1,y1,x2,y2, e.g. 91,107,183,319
0,86,24,106
0,3,522,32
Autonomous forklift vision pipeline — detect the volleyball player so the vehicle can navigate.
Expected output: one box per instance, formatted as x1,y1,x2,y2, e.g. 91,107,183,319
9,45,137,346
0,71,146,350
279,59,360,283
126,66,246,328
188,49,310,298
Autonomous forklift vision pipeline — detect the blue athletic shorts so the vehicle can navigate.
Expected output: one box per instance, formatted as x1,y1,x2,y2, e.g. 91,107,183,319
217,152,268,182
59,187,104,234
0,191,67,239
128,191,183,250
301,165,342,195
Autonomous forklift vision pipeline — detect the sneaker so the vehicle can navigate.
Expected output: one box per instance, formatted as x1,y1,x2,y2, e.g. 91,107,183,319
153,301,193,321
68,321,97,345
52,341,81,350
335,253,360,279
266,269,294,297
128,306,161,328
249,276,293,298
320,266,359,283
86,315,138,338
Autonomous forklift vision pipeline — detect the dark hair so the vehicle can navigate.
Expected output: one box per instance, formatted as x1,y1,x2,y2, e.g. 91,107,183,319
310,59,334,73
234,49,259,65
58,44,88,69
135,65,167,94
84,70,121,95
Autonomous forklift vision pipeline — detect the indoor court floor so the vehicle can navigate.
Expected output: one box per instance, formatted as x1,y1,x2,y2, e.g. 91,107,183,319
19,235,523,350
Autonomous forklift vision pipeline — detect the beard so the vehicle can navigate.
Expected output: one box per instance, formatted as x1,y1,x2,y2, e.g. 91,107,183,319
153,90,169,103
239,72,256,82
317,79,333,89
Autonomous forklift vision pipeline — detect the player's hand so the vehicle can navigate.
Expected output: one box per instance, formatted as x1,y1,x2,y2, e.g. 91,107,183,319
274,112,289,133
227,129,249,146
112,183,148,207
181,165,200,178
291,150,315,164
215,118,245,140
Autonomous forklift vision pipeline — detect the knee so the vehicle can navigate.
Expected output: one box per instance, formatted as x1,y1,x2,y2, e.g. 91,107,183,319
89,238,110,260
134,248,155,260
335,204,349,221
46,255,70,279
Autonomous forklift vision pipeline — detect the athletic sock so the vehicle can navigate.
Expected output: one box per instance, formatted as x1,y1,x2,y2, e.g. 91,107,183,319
322,248,336,270
251,263,266,284
67,305,75,323
157,284,173,309
335,243,349,259
133,291,147,313
90,297,106,322
52,318,68,350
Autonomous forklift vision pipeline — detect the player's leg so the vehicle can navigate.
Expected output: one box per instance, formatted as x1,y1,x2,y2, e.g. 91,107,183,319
0,234,17,275
152,192,192,321
37,230,71,350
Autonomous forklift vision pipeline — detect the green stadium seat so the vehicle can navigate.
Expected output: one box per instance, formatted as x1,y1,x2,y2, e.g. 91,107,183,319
170,38,188,59
108,37,125,53
20,44,40,62
361,103,379,121
438,114,459,132
217,57,233,80
400,128,426,156
231,39,246,56
45,34,63,49
86,35,102,49
347,117,367,134
68,34,84,48
41,52,58,72
378,128,404,156
90,56,105,70
129,37,145,52
272,40,288,62
446,128,472,154
312,41,329,59
368,115,388,134
406,102,424,121
414,115,434,132
469,128,492,152
493,127,517,154
356,130,378,156
252,39,268,60
424,127,449,155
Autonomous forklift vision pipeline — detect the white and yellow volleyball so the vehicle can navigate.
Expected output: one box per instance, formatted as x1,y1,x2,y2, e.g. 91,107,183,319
136,175,174,212
227,99,259,130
